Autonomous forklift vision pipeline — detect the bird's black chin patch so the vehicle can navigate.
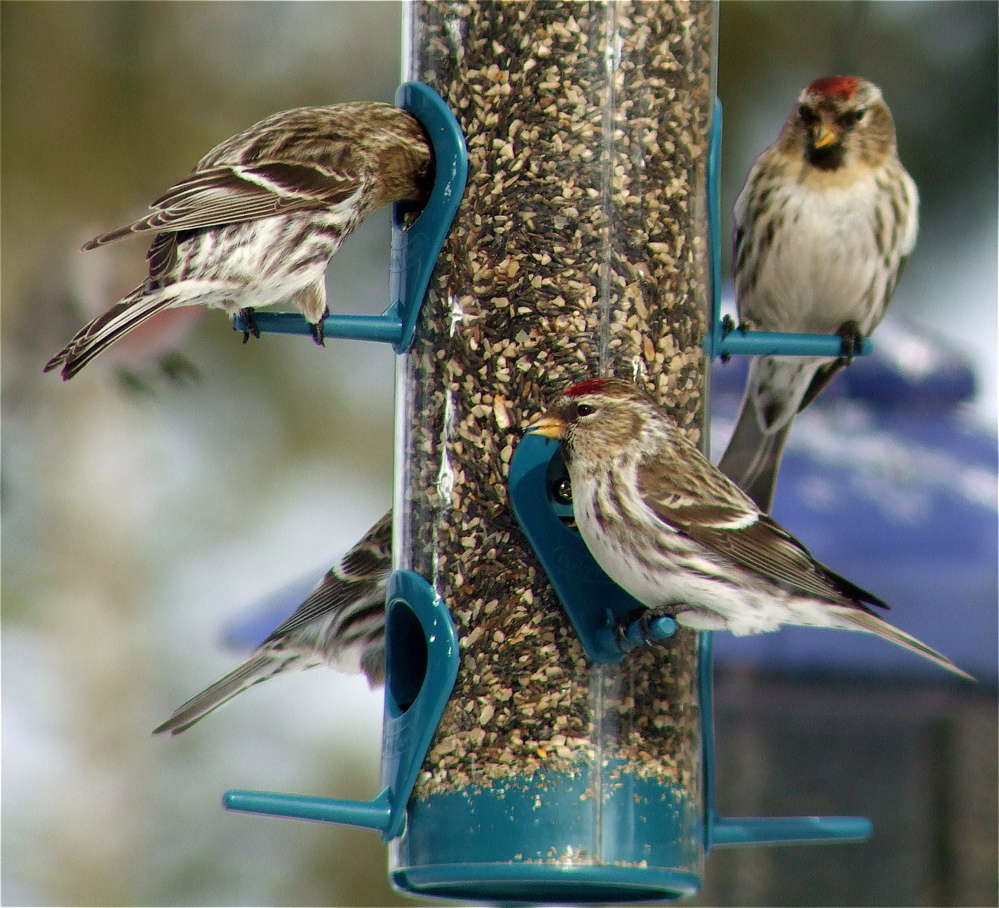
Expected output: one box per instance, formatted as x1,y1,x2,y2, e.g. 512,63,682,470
807,143,845,171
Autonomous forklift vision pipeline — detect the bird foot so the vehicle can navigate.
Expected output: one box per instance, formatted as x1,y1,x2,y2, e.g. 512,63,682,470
720,315,751,363
309,307,330,346
238,308,261,344
721,314,751,336
836,320,864,364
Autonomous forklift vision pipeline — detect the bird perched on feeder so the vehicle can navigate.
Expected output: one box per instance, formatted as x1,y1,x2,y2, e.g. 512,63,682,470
154,512,391,735
45,103,432,380
528,378,971,679
718,76,918,512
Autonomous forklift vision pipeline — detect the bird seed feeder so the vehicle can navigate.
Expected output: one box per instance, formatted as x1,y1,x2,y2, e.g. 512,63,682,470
224,3,874,902
227,437,871,903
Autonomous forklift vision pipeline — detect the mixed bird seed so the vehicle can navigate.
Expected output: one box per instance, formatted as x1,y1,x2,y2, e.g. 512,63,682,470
398,0,714,803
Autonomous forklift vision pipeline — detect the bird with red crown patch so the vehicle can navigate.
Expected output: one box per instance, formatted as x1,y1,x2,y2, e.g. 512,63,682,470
718,76,919,512
529,378,970,679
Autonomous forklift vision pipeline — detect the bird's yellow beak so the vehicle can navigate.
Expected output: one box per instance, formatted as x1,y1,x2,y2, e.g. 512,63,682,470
812,119,839,149
526,414,567,439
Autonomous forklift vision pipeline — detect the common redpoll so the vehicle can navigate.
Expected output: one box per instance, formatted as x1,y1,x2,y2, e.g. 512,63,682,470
718,76,919,512
155,511,391,735
529,379,971,679
45,104,432,380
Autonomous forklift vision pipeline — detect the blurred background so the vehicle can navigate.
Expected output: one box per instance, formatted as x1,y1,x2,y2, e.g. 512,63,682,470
2,2,995,906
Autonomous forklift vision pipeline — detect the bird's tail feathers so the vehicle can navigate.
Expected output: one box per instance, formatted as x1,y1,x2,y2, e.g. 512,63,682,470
153,651,307,736
44,286,176,380
717,399,791,514
82,223,144,251
838,608,975,681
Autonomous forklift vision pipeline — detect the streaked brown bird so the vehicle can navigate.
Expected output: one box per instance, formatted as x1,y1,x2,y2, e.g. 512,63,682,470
155,511,391,735
46,103,432,379
529,378,970,680
718,76,918,511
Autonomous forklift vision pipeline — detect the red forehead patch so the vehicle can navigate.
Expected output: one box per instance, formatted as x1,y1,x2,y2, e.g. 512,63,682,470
806,75,860,100
564,378,610,398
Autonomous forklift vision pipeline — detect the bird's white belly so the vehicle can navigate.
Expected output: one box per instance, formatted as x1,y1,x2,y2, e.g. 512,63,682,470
747,183,883,334
173,215,334,312
573,488,750,618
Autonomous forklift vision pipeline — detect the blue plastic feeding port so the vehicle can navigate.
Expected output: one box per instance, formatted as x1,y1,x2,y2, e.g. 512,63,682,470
224,570,459,841
234,81,467,352
703,98,872,362
509,433,676,663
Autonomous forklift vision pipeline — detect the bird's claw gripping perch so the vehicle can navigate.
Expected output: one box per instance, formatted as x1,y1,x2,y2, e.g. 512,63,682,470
309,307,331,346
720,314,752,337
238,308,261,344
310,324,325,346
719,315,751,363
836,320,864,364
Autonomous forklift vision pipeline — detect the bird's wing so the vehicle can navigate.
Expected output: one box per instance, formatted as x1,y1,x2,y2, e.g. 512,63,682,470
685,515,884,607
636,455,885,609
263,512,391,643
83,160,364,249
872,251,910,326
263,571,383,645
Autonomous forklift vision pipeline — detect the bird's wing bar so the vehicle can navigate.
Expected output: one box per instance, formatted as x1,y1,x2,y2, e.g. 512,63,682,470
684,515,883,608
638,459,885,609
83,162,363,248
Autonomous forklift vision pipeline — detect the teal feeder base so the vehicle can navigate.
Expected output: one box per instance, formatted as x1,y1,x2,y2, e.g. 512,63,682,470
393,864,700,904
389,764,702,903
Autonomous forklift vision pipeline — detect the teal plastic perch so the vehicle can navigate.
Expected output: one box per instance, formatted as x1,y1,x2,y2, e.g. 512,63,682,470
234,312,403,345
711,814,873,847
234,80,467,353
703,98,873,362
715,326,873,359
223,788,392,831
225,570,459,842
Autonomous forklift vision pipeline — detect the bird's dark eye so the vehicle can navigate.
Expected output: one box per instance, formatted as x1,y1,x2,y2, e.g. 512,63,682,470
838,108,866,128
798,104,817,126
576,403,595,417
